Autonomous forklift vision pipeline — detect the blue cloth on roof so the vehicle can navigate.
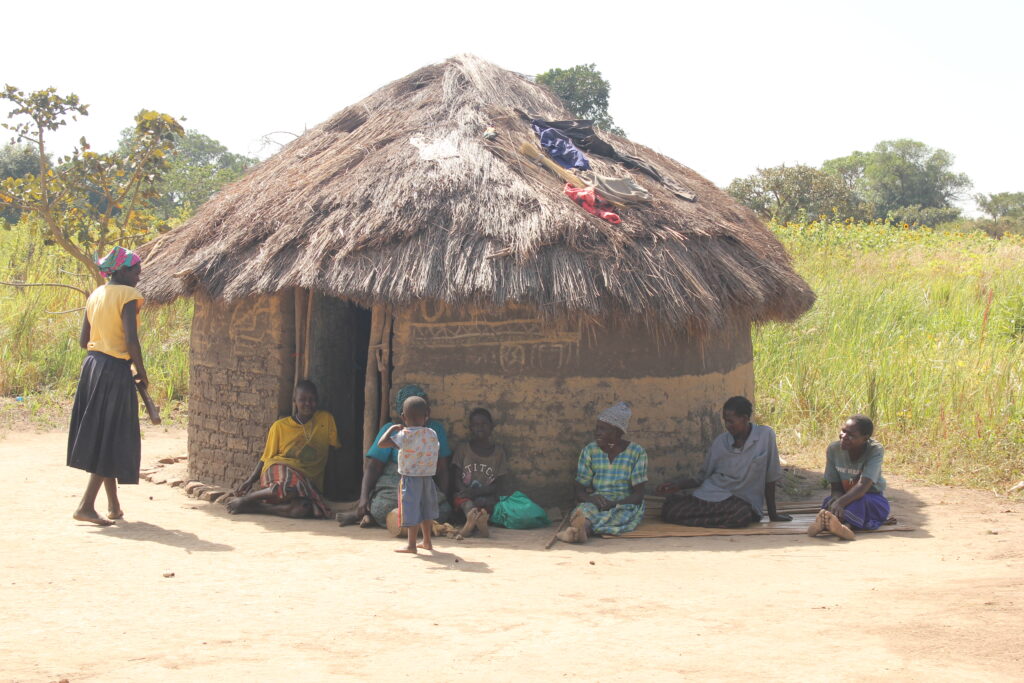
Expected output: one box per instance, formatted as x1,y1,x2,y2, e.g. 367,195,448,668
531,124,591,171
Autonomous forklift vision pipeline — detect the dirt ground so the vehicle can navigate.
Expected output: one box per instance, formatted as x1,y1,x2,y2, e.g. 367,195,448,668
1,428,1022,682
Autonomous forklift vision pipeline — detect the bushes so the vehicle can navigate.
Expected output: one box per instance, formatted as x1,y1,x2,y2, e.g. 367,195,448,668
0,228,191,403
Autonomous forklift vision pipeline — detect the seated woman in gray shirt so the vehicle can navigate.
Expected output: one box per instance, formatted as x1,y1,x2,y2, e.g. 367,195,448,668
656,396,791,528
806,414,889,541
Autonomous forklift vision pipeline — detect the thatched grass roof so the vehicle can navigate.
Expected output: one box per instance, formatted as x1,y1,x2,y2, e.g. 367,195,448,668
138,54,813,334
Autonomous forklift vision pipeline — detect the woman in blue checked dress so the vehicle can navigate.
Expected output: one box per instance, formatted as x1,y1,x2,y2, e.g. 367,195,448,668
557,402,647,544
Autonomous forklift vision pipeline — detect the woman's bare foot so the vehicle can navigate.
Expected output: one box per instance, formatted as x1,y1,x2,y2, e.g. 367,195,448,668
570,510,589,543
226,497,255,514
394,547,417,554
359,514,373,528
73,509,114,526
475,509,490,538
108,508,124,520
336,511,360,526
556,527,580,543
827,512,856,540
460,508,480,537
806,509,827,537
417,540,433,550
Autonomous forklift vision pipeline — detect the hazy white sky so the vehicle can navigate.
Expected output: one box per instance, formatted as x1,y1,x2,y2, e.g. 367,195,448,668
3,0,1021,207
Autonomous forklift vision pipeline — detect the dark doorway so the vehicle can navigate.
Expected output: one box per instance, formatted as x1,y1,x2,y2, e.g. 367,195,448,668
306,294,372,501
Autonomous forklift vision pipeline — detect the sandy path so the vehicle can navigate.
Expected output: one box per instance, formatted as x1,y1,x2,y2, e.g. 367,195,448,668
1,428,1021,682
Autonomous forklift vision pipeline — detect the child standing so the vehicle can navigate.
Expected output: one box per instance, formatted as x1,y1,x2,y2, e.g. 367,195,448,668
378,395,440,554
452,408,508,538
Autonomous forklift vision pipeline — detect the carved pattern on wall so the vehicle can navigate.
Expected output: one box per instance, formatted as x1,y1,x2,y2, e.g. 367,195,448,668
228,297,274,352
409,312,582,372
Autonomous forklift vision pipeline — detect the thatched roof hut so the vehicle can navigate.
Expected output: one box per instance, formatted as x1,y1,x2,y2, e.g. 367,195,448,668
140,54,813,505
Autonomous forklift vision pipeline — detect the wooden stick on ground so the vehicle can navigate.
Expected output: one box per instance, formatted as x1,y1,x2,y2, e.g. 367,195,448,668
544,511,572,550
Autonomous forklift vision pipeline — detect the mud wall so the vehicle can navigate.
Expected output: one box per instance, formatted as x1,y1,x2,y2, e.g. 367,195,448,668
389,302,754,506
186,291,295,488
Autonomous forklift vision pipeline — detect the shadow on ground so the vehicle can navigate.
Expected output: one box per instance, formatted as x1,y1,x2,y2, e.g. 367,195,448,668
91,519,234,553
182,461,930,559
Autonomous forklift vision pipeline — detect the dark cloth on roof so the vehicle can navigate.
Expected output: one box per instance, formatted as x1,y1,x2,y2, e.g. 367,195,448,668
531,123,591,171
578,170,652,204
530,116,697,202
564,184,620,224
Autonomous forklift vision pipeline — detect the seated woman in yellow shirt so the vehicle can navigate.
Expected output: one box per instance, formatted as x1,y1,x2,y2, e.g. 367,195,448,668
228,380,340,518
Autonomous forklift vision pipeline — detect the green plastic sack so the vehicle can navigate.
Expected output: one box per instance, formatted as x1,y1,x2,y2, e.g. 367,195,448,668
491,491,550,529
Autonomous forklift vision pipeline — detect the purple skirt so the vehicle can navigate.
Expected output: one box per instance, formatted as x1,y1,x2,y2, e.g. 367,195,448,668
822,492,890,530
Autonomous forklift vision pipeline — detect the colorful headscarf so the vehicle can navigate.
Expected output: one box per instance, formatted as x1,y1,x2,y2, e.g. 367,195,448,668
395,384,428,416
598,401,632,434
97,246,141,278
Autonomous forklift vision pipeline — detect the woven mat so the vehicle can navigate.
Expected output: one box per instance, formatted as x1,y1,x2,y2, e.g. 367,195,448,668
602,513,914,538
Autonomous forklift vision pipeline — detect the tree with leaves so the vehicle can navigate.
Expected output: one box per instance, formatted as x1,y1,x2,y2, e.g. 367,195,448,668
536,64,624,135
116,128,255,220
0,143,43,225
823,139,971,218
727,164,863,223
0,85,183,284
975,192,1024,219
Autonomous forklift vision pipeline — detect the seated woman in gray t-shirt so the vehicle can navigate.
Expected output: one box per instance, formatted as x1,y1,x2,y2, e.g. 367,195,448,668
656,396,791,528
806,414,889,540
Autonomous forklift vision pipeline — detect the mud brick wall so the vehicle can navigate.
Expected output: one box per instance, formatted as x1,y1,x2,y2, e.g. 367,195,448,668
187,291,295,488
390,302,754,507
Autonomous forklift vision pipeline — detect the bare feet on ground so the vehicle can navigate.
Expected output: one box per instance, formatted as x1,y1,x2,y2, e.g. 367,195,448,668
475,509,490,538
555,527,580,543
806,509,826,536
460,508,480,537
417,541,433,550
827,512,856,540
570,510,589,543
394,547,417,554
108,508,124,520
73,508,114,526
336,511,359,526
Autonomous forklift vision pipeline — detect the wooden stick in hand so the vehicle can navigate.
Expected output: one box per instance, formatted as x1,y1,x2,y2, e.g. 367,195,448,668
137,383,161,425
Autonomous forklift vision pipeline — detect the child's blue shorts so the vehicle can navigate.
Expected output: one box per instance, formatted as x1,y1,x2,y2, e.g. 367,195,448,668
399,475,439,527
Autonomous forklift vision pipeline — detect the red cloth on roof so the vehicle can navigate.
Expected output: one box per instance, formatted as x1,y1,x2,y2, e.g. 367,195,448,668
563,184,621,224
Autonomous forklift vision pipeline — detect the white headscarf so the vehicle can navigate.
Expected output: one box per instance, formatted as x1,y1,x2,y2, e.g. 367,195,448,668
598,402,632,433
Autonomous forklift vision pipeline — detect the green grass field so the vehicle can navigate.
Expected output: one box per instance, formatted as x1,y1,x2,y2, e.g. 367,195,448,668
2,219,1022,490
755,219,1024,490
0,227,191,424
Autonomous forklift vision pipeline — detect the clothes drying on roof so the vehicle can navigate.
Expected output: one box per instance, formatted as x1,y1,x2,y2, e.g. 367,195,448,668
530,116,697,202
578,170,652,204
564,184,621,224
531,123,591,171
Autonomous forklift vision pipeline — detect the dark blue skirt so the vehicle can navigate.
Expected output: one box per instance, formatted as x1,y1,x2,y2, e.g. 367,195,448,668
66,351,141,484
822,492,890,530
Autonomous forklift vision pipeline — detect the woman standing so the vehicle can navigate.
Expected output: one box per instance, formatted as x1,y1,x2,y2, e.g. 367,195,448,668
67,246,148,526
807,415,889,540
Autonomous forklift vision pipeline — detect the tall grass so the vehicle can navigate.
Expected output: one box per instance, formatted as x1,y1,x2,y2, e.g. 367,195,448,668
0,226,192,406
3,218,1023,490
755,219,1024,490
